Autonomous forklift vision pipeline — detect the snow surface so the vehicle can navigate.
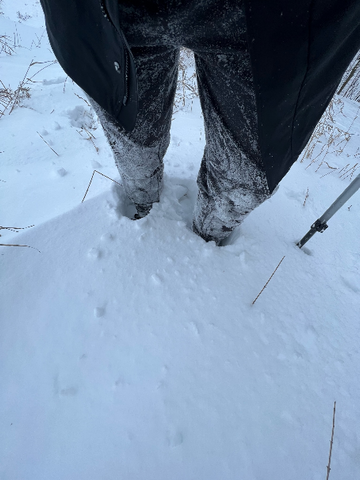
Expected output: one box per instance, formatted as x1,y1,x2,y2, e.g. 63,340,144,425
1,3,360,480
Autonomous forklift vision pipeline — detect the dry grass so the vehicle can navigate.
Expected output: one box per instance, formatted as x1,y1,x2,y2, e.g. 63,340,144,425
76,128,99,153
174,48,198,113
338,51,360,102
16,11,31,22
300,53,360,180
0,59,56,118
301,97,360,181
0,34,15,55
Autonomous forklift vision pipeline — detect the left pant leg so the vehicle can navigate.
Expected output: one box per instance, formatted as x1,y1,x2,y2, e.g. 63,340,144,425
88,44,179,209
190,9,271,243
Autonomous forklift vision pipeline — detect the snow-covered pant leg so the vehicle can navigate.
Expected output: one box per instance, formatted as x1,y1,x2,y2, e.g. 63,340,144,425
91,0,271,237
191,35,271,242
89,46,180,207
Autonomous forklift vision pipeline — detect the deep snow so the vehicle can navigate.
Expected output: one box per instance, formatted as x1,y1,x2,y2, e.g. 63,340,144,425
1,3,360,480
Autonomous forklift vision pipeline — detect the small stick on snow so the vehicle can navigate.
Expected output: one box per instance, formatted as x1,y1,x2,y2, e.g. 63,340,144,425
252,256,285,305
37,132,59,157
326,401,337,480
81,170,122,203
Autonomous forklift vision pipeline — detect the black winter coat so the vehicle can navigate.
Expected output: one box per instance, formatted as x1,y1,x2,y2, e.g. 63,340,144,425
40,0,360,190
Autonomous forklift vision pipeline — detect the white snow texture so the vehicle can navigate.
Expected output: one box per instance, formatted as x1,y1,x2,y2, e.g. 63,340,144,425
1,2,360,480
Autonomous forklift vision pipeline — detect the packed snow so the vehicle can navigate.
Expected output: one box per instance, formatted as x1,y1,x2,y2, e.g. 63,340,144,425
1,2,359,479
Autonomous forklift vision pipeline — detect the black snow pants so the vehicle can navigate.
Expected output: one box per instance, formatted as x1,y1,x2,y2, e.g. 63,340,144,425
91,0,271,243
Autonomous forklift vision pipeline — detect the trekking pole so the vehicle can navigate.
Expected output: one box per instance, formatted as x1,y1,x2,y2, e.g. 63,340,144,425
297,173,360,248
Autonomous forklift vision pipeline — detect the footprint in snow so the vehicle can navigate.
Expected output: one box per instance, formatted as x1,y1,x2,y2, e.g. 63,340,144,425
60,386,78,397
43,77,67,86
166,429,184,447
56,168,67,177
53,374,78,397
94,307,105,318
87,247,103,260
101,232,115,242
151,273,163,285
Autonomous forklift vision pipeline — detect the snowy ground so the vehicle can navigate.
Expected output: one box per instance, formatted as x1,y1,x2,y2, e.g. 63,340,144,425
1,3,360,480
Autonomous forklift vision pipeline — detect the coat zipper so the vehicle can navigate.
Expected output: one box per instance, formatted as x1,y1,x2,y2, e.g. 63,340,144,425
100,0,111,23
123,49,129,106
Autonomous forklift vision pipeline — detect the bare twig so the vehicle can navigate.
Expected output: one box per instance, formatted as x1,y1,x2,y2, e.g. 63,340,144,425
303,188,309,207
74,92,91,107
83,127,95,139
0,224,38,251
81,127,99,153
0,243,40,253
88,137,99,153
26,60,57,82
0,224,34,236
326,401,337,480
252,256,286,305
37,131,59,156
63,76,68,93
81,170,122,203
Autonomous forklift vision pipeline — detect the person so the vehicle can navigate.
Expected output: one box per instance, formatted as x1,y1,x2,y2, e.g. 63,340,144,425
40,0,360,244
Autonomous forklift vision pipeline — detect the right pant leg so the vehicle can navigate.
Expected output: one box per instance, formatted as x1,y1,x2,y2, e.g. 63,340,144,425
90,45,179,207
189,8,271,243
